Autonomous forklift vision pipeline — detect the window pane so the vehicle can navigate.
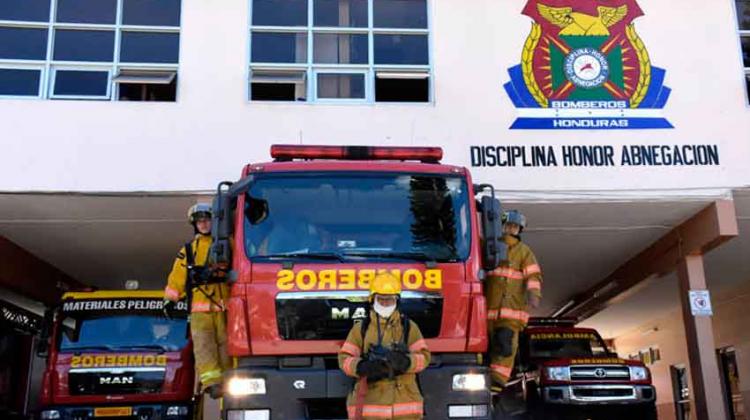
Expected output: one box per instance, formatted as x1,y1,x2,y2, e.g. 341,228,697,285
120,32,180,63
374,34,428,64
375,77,428,102
252,32,307,63
741,36,750,67
252,0,307,26
374,0,427,29
54,30,115,62
118,78,177,102
54,70,109,96
0,0,50,22
737,1,750,30
314,33,368,64
0,27,48,60
123,0,181,26
56,0,117,24
314,0,367,27
0,69,41,96
317,73,365,98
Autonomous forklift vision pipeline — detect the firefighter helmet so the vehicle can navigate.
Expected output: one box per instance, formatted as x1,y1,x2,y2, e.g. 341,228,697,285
188,203,212,224
502,210,527,231
369,272,402,301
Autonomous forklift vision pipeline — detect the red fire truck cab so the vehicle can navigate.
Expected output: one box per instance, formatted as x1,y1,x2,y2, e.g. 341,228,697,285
212,145,508,419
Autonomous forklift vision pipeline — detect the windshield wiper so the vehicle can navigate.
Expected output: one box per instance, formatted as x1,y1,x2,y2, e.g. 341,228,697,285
342,251,442,263
116,344,169,353
255,252,348,262
63,345,116,353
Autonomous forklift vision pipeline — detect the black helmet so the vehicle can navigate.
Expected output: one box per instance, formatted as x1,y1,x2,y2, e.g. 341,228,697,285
187,203,212,225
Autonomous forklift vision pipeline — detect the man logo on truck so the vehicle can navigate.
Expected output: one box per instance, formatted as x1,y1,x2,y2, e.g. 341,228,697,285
331,307,367,320
99,376,135,385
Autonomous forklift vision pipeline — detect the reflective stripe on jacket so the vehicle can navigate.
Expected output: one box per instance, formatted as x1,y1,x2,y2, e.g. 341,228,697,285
338,311,431,419
164,234,230,313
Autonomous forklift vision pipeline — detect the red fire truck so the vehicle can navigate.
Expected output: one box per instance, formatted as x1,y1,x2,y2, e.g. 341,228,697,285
211,145,508,419
496,318,657,420
37,290,197,420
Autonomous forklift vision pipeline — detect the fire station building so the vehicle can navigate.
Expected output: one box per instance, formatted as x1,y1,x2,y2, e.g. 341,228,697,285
0,0,749,419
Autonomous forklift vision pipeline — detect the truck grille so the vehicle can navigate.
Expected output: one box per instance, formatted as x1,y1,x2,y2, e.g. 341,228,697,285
276,291,442,340
68,368,165,395
570,365,630,381
571,387,635,399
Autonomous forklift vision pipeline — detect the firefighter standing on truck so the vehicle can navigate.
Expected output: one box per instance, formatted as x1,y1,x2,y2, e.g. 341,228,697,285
338,273,431,420
485,210,542,390
163,203,230,399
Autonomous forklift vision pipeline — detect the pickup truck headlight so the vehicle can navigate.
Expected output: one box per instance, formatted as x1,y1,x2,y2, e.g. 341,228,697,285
545,366,570,381
226,377,267,396
452,373,486,391
40,410,61,419
630,366,649,380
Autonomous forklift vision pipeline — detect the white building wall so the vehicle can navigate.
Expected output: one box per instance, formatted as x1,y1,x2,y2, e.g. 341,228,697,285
0,0,748,196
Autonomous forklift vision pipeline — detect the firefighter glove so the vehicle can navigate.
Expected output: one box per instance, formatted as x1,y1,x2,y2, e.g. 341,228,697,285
162,299,175,319
492,327,515,357
386,346,411,375
356,359,391,383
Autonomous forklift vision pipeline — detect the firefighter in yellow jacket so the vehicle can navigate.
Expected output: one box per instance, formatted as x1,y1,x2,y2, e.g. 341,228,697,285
338,273,431,420
163,203,231,399
485,210,542,389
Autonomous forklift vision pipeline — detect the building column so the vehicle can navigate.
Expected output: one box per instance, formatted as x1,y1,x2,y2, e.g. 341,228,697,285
677,254,728,420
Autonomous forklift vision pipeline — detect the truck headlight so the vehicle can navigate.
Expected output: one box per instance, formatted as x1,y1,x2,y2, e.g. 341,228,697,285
227,377,267,396
40,410,61,419
545,366,570,381
630,366,649,380
166,405,189,416
452,373,486,391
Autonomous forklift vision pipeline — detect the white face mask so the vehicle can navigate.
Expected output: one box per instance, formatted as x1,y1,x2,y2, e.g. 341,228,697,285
373,301,396,318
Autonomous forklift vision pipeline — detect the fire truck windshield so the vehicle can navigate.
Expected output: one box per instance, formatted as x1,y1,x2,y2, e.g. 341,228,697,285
244,172,471,262
59,314,188,352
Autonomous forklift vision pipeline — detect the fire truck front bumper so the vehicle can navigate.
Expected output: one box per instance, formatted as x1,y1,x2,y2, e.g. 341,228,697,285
38,403,193,420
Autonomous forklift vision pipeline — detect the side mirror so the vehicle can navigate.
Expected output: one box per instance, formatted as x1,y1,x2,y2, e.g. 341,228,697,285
476,184,507,270
36,308,54,358
210,181,234,268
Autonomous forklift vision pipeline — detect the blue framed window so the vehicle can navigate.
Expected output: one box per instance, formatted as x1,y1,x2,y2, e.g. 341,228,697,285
54,30,116,62
122,0,181,26
249,0,431,103
0,0,182,101
53,69,110,97
120,32,180,64
0,27,48,60
56,0,117,24
0,0,51,22
0,69,42,97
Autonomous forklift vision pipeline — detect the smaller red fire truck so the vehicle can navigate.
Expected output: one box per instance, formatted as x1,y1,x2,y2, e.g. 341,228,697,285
495,318,657,420
37,290,197,420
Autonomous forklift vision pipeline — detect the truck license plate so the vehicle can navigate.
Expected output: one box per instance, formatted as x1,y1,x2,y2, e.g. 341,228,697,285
94,407,132,417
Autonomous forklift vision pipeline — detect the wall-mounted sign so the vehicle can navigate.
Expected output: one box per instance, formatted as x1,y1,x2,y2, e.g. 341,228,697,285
504,0,672,130
689,290,713,317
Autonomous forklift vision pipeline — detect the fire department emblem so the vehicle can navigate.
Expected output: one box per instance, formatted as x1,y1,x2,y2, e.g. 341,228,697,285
504,0,673,129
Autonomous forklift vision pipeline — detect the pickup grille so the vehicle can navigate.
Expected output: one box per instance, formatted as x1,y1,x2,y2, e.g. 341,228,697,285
68,368,165,395
570,365,630,381
276,291,442,340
